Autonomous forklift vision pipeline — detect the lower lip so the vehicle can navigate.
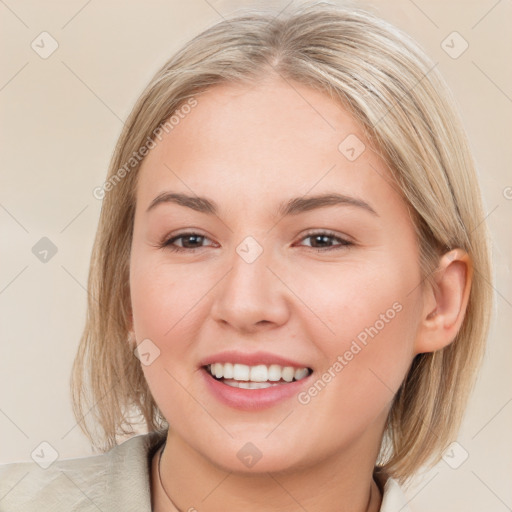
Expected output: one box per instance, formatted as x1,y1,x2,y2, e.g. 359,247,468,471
200,367,313,411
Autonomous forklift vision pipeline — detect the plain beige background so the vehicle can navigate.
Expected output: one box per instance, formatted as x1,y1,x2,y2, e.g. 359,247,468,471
1,0,511,510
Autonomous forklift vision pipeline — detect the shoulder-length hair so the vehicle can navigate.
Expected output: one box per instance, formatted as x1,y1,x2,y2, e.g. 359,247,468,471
71,1,493,484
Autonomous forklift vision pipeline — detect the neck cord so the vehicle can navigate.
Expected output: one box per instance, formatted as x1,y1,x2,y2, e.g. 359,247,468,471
157,443,183,512
157,442,376,512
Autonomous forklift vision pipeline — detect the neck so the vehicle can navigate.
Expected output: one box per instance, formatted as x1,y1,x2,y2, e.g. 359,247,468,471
152,429,384,512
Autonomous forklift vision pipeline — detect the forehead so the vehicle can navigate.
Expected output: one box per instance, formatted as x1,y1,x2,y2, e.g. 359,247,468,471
136,77,402,215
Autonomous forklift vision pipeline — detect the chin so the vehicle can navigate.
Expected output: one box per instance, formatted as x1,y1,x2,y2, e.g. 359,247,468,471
191,434,315,475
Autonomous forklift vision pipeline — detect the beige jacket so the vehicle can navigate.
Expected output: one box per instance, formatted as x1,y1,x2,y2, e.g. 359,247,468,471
0,431,411,511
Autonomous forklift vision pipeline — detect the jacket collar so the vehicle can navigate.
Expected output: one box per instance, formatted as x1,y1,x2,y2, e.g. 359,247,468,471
106,431,411,511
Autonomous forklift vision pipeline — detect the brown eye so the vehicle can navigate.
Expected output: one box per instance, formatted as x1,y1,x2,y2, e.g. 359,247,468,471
298,231,353,251
161,232,214,252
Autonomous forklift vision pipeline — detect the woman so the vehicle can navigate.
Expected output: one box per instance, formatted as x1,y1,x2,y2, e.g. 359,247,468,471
0,2,492,511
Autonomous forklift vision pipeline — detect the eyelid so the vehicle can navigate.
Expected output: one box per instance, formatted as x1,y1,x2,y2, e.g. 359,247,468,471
296,228,353,244
159,230,215,250
294,229,353,250
159,229,353,253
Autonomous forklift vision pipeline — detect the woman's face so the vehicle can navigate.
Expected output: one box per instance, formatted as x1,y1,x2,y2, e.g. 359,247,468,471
129,76,427,472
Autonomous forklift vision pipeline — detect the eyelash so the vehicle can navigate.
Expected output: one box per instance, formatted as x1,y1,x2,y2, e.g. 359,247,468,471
159,230,353,253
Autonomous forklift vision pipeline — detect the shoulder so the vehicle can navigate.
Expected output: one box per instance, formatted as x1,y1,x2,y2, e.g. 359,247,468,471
0,430,166,512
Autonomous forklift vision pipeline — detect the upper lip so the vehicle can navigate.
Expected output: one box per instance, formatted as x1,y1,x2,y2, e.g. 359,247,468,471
199,350,312,369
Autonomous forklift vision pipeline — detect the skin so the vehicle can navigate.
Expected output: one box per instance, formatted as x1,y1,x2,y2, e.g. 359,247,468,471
128,75,472,512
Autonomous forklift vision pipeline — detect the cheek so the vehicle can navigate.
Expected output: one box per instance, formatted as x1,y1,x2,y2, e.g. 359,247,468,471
129,256,215,392
130,260,210,422
292,253,417,350
294,259,419,433
293,308,417,456
130,257,209,340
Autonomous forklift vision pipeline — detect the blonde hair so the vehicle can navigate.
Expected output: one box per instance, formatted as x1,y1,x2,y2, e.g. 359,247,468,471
71,1,493,484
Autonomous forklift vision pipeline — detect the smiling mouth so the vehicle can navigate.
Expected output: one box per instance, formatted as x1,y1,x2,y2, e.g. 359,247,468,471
204,362,313,389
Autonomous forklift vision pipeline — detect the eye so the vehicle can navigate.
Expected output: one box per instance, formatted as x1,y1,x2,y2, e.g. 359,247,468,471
297,230,353,252
158,230,353,253
160,232,216,252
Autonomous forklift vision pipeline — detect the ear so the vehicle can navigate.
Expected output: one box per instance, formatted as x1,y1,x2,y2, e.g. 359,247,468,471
414,248,473,355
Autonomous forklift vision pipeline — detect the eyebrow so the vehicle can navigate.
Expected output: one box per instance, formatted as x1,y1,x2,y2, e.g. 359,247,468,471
146,191,378,217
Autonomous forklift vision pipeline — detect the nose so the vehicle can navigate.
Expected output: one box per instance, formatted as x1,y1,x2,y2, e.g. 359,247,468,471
209,240,291,333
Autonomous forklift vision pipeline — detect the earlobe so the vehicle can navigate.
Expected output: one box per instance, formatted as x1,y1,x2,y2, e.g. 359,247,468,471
414,249,473,355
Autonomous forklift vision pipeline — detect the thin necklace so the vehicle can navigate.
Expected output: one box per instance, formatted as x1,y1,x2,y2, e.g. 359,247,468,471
157,443,376,512
367,480,374,511
157,443,183,512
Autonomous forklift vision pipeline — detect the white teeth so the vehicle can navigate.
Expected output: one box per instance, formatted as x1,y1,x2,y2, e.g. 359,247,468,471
213,363,223,379
281,366,295,382
294,368,309,380
223,362,234,379
250,365,268,382
268,364,282,381
239,381,273,389
222,380,279,389
206,362,310,384
233,364,250,381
